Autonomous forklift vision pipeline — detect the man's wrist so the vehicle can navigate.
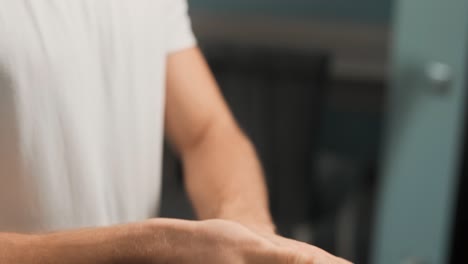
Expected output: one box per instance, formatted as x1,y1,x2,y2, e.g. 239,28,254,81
144,219,200,262
214,209,276,234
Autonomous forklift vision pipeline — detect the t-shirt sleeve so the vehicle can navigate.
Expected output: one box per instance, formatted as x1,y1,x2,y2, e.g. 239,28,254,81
165,0,197,54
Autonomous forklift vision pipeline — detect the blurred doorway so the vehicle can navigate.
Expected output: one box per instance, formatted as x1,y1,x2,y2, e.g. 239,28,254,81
372,0,468,263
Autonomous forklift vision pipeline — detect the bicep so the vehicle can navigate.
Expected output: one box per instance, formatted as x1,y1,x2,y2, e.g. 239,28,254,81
164,47,237,153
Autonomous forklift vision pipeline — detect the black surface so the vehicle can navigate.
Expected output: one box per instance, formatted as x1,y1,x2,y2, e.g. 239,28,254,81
450,87,468,263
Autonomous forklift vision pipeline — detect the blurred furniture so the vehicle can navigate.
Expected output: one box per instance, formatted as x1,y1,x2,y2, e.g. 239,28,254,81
190,11,390,81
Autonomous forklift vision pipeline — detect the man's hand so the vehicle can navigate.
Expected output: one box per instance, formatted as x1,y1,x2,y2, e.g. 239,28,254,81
188,219,352,264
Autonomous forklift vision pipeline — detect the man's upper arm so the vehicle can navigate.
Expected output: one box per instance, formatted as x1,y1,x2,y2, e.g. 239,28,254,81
164,47,238,153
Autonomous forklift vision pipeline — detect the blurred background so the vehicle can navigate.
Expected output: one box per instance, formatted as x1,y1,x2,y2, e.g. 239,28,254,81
160,1,468,263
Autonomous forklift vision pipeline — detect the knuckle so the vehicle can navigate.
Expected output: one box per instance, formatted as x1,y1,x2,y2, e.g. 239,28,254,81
281,249,314,264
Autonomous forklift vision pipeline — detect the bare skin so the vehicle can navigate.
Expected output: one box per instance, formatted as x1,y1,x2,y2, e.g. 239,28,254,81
0,48,352,263
1,219,350,264
164,48,274,232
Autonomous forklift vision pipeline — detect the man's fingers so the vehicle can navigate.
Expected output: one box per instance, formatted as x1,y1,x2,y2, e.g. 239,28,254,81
335,257,353,264
277,249,311,264
276,242,353,264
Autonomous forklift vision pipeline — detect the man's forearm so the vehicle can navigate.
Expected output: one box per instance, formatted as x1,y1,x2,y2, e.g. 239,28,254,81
0,219,193,264
182,123,275,232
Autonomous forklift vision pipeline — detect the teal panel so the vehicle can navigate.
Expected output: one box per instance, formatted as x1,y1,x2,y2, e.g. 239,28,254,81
373,0,468,263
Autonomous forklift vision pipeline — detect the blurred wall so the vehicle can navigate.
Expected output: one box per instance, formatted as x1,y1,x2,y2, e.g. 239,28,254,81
190,0,393,25
189,0,393,81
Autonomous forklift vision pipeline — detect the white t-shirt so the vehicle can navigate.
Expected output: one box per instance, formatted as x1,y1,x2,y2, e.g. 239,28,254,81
0,0,196,232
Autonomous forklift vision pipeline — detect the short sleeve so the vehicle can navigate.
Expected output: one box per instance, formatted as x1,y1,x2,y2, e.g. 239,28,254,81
165,0,197,54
